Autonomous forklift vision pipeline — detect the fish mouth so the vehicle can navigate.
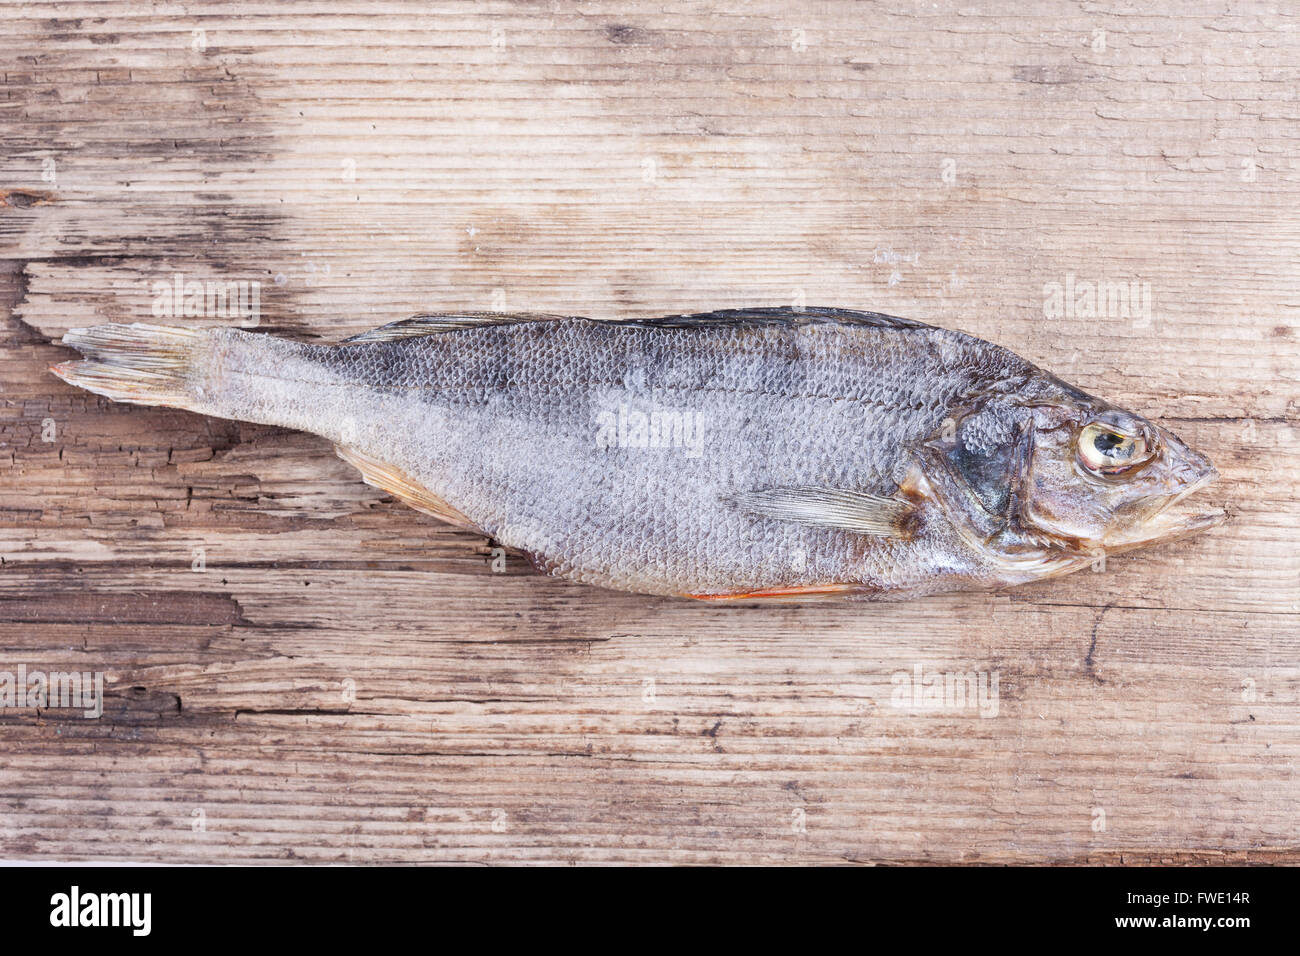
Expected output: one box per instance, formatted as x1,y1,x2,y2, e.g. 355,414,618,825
1101,467,1227,551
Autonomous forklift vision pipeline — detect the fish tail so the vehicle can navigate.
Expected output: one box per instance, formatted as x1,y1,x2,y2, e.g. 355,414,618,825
51,323,360,439
49,323,216,410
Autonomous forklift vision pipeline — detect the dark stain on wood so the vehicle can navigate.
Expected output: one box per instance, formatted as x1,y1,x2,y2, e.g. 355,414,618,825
0,591,247,626
0,188,56,209
604,24,657,46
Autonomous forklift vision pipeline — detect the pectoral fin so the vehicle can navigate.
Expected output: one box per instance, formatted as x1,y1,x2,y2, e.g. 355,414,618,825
335,445,482,533
730,487,916,538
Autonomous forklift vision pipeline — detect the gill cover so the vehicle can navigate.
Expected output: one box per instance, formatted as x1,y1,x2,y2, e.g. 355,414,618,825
920,399,1030,526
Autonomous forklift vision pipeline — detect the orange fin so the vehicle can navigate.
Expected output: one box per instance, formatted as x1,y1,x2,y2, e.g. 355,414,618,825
335,445,482,533
685,583,859,601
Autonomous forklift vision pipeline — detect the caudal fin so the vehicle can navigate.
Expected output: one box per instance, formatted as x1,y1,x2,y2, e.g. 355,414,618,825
50,324,210,409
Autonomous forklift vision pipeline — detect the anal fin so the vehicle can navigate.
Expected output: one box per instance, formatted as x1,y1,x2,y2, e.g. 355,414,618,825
335,445,482,533
684,583,860,601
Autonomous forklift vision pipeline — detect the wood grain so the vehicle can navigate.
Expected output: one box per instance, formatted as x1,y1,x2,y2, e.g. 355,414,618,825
1,0,1297,864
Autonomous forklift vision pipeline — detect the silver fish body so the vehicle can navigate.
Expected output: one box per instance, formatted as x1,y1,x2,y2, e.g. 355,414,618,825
51,308,1224,600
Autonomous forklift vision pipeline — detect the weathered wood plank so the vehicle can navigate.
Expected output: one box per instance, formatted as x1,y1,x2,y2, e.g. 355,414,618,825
1,0,1297,864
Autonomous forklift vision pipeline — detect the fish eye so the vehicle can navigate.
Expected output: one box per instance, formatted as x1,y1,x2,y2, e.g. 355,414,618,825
1077,421,1152,476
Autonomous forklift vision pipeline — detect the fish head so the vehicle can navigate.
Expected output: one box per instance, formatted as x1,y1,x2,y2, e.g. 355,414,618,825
1007,393,1224,556
923,382,1225,566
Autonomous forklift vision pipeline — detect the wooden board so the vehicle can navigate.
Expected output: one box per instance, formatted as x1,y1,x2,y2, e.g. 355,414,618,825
1,0,1297,864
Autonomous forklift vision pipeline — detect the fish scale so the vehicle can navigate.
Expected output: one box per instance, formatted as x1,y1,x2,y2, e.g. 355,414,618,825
285,314,1020,594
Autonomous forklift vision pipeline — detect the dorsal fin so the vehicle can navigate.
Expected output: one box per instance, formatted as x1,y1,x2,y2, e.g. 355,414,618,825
341,312,570,345
610,306,930,331
340,307,931,344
